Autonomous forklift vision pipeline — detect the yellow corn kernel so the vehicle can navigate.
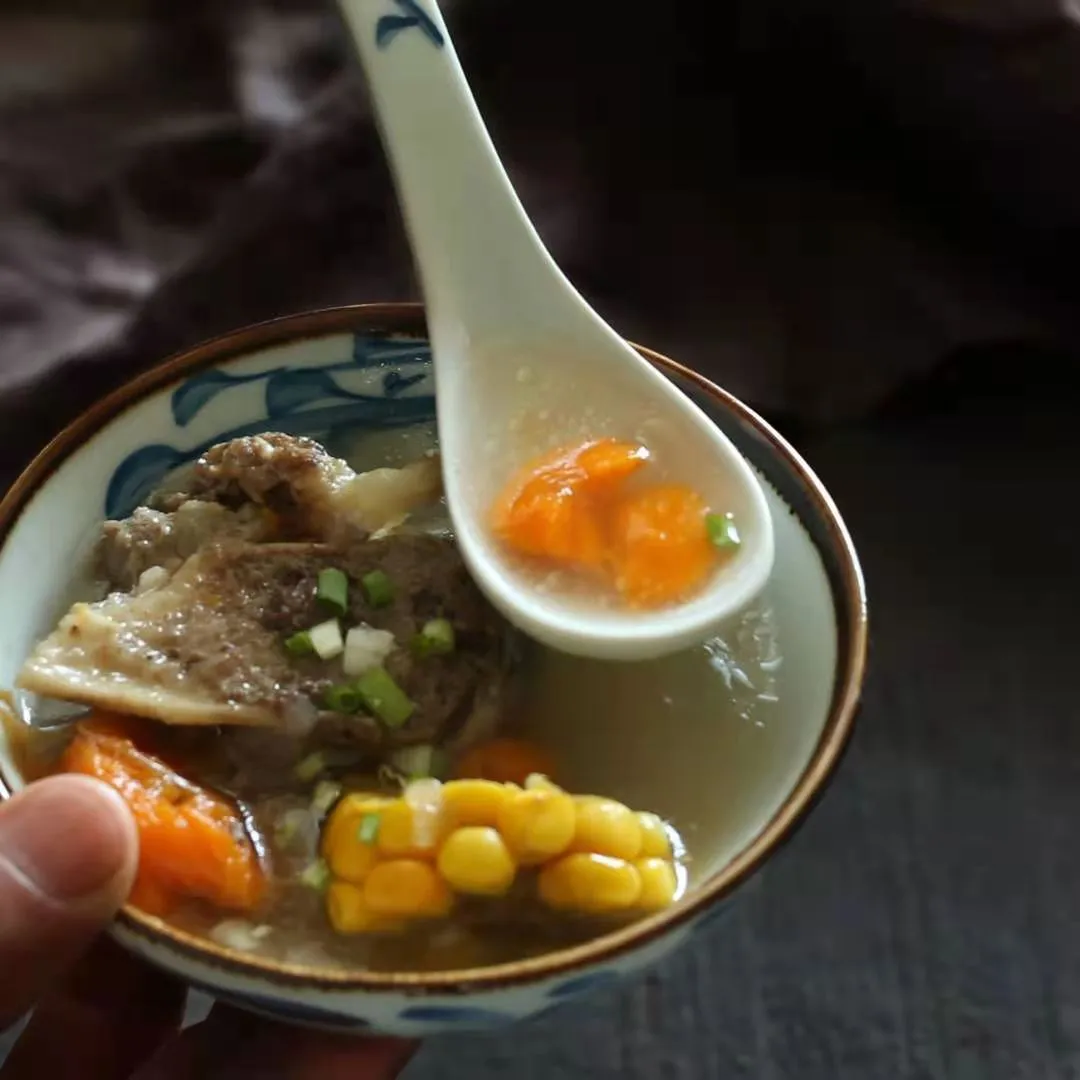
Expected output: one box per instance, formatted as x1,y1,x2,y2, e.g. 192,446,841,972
326,881,405,935
437,826,517,896
637,812,672,859
496,788,576,865
440,779,510,832
571,797,643,861
321,794,387,884
538,853,642,914
376,799,437,860
364,859,454,919
635,858,679,911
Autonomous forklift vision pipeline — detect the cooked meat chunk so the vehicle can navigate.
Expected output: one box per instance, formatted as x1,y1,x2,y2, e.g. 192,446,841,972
189,433,443,544
99,433,442,588
20,534,514,751
98,501,271,591
26,436,512,770
193,434,351,513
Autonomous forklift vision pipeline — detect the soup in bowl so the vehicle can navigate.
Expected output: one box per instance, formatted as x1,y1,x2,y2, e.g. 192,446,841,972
0,304,866,1036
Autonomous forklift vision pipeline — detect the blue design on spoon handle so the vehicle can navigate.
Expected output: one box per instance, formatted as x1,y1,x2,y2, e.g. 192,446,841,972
375,0,444,49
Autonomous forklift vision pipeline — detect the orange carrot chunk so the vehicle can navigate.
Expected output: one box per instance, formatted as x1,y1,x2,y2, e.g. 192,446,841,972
60,728,266,918
572,439,651,489
454,737,558,787
611,485,717,607
491,437,735,610
491,439,650,572
492,469,608,570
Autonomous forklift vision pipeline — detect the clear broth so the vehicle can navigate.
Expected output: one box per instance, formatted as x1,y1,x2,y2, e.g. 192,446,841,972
5,426,788,973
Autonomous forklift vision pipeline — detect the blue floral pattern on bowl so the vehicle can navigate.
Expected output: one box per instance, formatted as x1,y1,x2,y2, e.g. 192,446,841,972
396,1004,512,1029
106,334,435,520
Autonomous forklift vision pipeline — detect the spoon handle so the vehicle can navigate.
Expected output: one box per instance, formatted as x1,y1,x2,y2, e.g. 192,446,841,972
338,0,570,341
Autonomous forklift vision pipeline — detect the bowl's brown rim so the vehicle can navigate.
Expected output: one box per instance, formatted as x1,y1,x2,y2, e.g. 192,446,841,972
0,302,868,997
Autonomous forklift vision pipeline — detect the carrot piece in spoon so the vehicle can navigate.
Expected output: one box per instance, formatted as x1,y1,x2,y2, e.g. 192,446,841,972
610,485,716,608
490,439,648,570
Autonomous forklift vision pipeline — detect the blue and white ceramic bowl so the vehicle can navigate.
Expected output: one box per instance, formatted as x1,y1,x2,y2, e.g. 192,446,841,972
0,304,867,1037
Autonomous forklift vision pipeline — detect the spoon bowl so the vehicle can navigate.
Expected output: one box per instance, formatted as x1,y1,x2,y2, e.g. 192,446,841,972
439,334,776,661
340,0,774,659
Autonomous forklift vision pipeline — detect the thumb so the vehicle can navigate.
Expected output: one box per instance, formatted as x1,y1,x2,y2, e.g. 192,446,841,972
0,775,138,1028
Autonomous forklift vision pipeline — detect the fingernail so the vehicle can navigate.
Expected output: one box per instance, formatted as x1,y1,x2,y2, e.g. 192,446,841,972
0,776,136,903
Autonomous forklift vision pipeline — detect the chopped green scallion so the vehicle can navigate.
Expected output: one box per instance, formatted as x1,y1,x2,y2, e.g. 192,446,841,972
273,811,303,849
360,569,395,608
389,744,433,779
294,751,328,783
308,618,344,660
299,859,331,892
353,665,415,729
387,743,449,781
357,812,381,845
412,617,455,657
705,512,741,551
284,630,315,656
323,683,364,714
316,567,349,615
311,780,342,817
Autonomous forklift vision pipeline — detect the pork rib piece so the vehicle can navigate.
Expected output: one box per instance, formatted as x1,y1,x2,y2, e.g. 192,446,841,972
98,433,443,592
19,534,514,749
188,433,443,544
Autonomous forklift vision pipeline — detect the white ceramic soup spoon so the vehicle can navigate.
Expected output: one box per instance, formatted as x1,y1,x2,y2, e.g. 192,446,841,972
338,0,774,661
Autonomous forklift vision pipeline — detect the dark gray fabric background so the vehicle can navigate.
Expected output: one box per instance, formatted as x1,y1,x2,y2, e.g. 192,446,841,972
402,391,1080,1080
2,2,1079,1076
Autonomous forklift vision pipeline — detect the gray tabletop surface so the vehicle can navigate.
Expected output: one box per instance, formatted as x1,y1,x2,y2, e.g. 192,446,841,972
399,401,1080,1080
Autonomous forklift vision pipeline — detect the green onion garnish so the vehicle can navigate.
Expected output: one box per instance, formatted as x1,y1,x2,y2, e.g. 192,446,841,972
386,744,448,781
299,859,331,892
353,665,415,728
360,570,395,608
308,618,344,660
323,683,364,714
389,743,434,780
316,567,349,615
274,810,303,849
311,779,342,817
357,812,381,845
705,512,741,551
412,617,455,657
294,751,328,783
284,630,315,656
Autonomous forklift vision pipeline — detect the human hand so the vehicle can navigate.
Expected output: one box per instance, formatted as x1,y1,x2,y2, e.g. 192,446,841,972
0,776,417,1079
